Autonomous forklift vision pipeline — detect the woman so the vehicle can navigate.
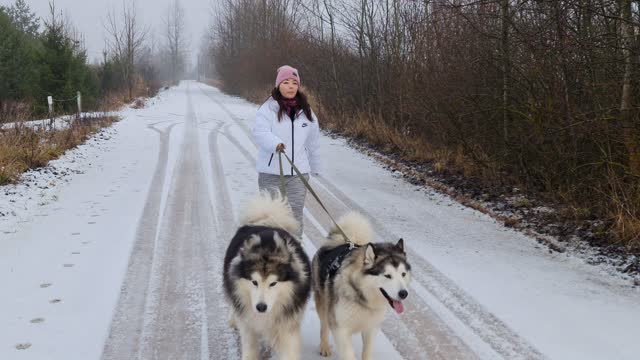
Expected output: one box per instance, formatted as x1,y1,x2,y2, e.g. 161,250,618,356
253,65,321,237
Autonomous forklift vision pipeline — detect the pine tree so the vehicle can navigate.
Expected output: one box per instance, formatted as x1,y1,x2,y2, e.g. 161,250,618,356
37,4,91,113
0,8,38,105
5,0,39,38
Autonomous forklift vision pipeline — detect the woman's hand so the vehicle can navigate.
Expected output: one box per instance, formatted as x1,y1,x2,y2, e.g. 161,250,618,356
276,143,286,153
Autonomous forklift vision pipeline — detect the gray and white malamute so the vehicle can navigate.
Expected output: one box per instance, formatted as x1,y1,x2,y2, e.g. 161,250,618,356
312,213,411,360
223,192,311,360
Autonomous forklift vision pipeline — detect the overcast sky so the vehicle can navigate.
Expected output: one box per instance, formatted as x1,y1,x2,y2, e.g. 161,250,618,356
1,0,212,65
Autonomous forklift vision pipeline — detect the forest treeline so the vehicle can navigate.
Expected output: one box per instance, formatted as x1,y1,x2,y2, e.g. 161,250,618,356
206,0,640,248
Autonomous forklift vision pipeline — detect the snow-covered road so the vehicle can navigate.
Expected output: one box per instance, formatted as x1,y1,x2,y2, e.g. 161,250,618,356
1,81,638,360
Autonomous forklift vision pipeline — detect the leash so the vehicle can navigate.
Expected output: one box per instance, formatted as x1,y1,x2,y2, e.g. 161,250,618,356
278,150,357,248
278,149,287,198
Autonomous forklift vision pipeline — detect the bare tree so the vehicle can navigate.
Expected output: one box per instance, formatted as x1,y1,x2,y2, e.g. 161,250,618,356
164,0,188,84
501,0,510,142
620,0,639,175
105,0,148,100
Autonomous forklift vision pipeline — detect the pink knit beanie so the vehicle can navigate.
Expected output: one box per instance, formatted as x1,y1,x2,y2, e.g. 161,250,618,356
275,65,300,88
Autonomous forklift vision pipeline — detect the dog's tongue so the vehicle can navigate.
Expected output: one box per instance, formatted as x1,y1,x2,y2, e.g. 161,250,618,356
392,300,404,314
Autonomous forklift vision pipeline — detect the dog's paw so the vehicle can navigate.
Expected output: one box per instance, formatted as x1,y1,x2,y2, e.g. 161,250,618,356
319,345,332,357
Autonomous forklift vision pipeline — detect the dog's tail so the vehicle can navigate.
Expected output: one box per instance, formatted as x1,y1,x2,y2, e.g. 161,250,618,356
241,191,299,236
327,212,373,246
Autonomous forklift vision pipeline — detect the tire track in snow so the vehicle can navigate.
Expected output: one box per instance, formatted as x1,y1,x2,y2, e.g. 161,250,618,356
103,83,235,360
195,83,256,145
204,121,242,360
101,121,178,359
135,83,220,359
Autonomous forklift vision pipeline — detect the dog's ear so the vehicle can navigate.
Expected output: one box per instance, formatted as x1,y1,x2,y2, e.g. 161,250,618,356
240,235,261,258
364,243,376,265
395,238,405,253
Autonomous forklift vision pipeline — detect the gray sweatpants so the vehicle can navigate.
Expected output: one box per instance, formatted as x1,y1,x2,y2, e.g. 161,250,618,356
258,173,309,237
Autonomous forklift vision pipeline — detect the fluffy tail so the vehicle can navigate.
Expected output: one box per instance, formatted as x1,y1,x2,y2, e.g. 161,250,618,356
241,191,299,236
327,212,373,246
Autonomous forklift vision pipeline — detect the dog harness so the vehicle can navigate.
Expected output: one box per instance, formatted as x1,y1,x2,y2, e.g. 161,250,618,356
322,243,360,280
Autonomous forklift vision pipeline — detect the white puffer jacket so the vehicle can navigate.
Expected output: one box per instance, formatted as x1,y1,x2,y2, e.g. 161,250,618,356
253,97,321,175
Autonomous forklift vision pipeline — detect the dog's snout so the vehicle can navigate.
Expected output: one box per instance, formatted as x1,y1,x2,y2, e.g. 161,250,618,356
398,290,408,299
256,303,267,313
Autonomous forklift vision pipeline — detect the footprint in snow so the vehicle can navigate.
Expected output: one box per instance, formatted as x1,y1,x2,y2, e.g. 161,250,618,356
40,283,52,288
50,299,61,304
15,343,31,350
30,318,44,324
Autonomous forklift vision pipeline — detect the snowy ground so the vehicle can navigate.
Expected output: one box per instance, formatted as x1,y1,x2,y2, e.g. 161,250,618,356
1,81,638,360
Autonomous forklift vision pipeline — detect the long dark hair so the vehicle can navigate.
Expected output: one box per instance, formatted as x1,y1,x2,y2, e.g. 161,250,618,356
270,88,313,122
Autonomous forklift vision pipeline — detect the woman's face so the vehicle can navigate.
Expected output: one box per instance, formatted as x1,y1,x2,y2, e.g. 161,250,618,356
278,79,299,99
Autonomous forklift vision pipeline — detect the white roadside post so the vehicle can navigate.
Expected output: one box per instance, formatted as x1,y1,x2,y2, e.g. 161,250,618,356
47,96,54,129
77,91,82,124
77,91,82,121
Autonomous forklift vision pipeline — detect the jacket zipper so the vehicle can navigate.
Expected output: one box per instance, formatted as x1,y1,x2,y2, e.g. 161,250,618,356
291,117,295,175
268,153,274,167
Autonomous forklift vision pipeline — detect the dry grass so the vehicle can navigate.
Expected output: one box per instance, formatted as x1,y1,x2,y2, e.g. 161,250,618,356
242,86,273,104
614,216,640,250
318,100,640,250
203,78,225,89
607,177,640,250
98,76,159,112
99,91,130,112
612,210,640,249
131,98,147,109
321,106,442,165
0,78,157,186
0,117,118,185
0,100,32,124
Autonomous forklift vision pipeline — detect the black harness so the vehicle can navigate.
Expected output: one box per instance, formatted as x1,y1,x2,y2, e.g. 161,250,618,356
321,243,360,281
